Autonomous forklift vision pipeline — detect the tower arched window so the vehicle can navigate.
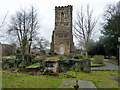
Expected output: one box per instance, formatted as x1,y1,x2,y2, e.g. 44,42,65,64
61,12,64,22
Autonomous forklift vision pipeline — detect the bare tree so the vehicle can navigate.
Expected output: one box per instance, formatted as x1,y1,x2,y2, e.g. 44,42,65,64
74,5,98,58
103,1,120,21
0,12,8,29
36,37,49,52
0,12,8,40
8,6,39,54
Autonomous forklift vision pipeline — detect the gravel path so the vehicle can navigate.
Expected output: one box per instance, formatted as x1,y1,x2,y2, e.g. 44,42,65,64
91,62,118,70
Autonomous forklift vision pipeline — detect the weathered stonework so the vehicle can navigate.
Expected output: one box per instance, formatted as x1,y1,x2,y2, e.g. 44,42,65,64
51,5,74,54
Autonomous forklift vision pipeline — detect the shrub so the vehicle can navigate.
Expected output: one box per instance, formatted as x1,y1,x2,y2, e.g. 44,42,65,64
16,49,21,54
48,51,58,56
64,53,68,57
93,55,104,64
59,58,76,64
39,55,46,60
2,58,17,70
35,56,40,60
46,54,50,57
83,68,90,73
16,54,23,61
58,55,65,60
16,49,23,65
2,64,10,70
24,54,36,65
73,54,84,59
9,67,16,71
18,61,26,71
40,50,46,55
58,58,76,72
66,53,74,59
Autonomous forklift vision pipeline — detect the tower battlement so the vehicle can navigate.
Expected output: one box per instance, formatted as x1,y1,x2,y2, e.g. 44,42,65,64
55,5,72,9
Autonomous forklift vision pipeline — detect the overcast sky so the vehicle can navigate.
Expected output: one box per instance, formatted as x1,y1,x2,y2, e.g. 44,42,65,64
0,0,119,46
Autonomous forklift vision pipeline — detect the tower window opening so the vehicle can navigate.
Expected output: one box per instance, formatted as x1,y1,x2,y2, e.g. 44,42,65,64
61,12,64,22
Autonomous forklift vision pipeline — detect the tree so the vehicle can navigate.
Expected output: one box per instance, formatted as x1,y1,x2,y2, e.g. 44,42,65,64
88,39,106,57
74,5,98,58
0,12,8,39
101,1,120,57
0,12,8,29
8,6,39,54
36,37,49,53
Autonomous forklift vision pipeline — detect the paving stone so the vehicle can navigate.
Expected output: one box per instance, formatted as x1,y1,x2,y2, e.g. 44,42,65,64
109,74,120,84
58,79,97,89
78,80,97,88
91,62,118,70
58,79,75,88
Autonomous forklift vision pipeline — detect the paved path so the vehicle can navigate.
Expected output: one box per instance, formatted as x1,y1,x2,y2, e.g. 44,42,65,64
58,79,97,89
108,75,120,84
91,62,118,70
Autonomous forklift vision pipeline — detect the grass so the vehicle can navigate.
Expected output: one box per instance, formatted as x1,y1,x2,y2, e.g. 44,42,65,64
2,70,118,88
2,71,62,88
75,71,118,88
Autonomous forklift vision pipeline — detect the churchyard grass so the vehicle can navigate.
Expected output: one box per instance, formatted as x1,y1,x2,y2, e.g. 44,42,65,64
2,70,118,88
2,71,62,88
75,71,118,88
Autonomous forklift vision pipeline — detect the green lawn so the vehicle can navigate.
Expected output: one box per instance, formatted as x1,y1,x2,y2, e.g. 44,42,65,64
75,71,118,88
2,70,118,88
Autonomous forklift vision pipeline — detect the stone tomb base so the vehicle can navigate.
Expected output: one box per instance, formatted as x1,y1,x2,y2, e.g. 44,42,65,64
58,79,97,89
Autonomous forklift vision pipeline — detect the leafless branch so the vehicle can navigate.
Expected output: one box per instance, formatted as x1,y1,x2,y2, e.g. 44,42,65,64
74,5,98,58
0,12,9,29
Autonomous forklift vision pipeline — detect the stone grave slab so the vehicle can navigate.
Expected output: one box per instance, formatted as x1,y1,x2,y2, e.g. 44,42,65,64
58,79,97,89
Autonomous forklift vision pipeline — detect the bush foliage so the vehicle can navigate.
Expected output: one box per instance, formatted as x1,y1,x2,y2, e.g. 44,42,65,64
2,49,36,71
83,68,90,73
73,54,85,59
93,55,104,64
59,58,77,72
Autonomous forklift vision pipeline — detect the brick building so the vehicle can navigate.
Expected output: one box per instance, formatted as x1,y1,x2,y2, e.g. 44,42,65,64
0,43,16,56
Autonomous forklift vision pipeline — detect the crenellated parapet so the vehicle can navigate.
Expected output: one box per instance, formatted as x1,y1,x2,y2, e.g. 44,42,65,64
55,5,73,10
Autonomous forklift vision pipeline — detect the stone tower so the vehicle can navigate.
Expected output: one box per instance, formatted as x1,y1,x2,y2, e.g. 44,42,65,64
51,5,74,54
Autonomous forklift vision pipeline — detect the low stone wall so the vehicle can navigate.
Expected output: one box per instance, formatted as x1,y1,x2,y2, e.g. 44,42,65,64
25,59,91,73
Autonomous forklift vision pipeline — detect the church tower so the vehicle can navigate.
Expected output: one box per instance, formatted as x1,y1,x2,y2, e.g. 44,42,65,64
51,5,74,54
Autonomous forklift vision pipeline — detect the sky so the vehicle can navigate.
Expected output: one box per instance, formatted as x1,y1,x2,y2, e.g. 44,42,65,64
0,0,119,46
